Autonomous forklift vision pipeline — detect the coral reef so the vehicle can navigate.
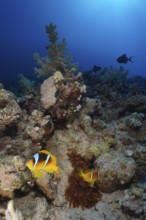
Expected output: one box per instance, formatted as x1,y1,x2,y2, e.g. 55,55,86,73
1,25,146,220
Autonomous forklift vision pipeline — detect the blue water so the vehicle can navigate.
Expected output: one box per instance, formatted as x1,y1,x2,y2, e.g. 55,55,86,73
0,0,146,86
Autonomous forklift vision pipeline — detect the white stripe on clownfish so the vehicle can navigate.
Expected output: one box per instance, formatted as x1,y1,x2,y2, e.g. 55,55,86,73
33,153,39,169
90,171,93,181
42,154,51,168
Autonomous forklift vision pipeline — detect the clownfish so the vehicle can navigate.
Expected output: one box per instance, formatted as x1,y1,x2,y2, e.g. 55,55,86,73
78,169,98,186
26,150,60,178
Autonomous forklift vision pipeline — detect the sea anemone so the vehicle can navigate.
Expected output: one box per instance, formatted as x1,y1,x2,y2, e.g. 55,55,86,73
65,150,102,209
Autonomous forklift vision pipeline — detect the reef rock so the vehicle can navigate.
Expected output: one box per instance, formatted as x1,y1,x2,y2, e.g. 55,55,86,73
126,112,145,129
14,193,50,220
36,172,58,200
0,155,34,198
0,89,22,132
26,110,53,141
95,152,136,193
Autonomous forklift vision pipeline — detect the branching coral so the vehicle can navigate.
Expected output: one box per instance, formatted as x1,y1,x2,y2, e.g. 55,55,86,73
65,150,102,209
34,23,76,77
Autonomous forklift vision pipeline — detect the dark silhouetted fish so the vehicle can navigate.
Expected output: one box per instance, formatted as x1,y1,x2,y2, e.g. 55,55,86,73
92,65,101,72
116,54,134,64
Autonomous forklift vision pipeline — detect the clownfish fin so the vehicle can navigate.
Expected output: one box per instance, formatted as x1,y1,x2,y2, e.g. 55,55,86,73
33,170,44,178
78,169,84,178
54,165,60,174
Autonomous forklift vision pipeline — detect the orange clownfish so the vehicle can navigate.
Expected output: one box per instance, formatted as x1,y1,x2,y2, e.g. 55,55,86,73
26,150,60,178
78,169,98,186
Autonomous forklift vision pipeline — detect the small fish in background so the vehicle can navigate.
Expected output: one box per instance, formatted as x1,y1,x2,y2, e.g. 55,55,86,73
26,150,60,178
92,65,101,73
116,53,134,64
78,169,98,186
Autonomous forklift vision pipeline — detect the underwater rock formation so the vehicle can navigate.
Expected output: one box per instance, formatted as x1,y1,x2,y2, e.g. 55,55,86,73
26,110,53,141
14,194,50,220
120,183,146,218
5,200,23,220
126,112,145,129
0,89,22,132
0,155,33,198
95,152,136,193
40,70,86,124
36,172,59,200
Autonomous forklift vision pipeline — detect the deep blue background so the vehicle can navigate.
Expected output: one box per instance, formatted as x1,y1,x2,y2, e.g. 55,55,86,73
0,0,146,86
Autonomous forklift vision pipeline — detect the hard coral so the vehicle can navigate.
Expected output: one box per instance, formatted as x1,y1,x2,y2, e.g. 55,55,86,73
65,150,102,209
